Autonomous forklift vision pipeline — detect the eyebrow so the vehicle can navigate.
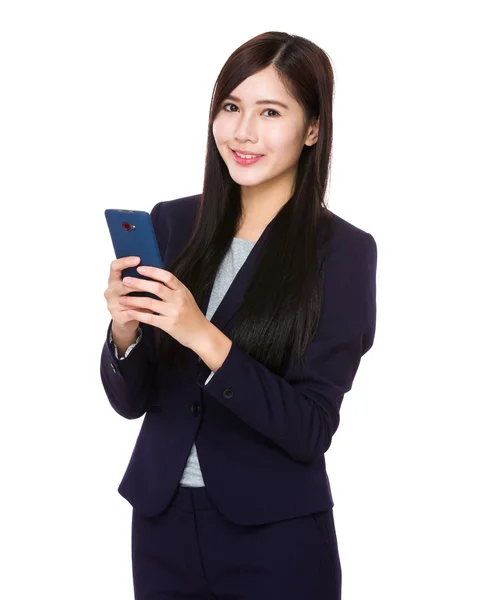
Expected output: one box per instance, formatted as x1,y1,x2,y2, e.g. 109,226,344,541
225,94,289,110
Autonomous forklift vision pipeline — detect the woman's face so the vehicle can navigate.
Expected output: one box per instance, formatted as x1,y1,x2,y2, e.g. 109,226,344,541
212,65,318,193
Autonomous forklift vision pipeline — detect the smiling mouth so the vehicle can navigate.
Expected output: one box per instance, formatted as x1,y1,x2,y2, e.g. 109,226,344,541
230,149,265,166
231,149,264,158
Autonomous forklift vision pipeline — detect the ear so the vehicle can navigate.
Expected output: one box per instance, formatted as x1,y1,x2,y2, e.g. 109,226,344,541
305,117,319,147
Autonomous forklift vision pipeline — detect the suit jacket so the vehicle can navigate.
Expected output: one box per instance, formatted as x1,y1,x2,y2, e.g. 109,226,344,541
100,194,377,525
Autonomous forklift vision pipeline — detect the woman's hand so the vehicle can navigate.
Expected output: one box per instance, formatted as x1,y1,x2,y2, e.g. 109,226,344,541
119,265,210,350
104,256,154,335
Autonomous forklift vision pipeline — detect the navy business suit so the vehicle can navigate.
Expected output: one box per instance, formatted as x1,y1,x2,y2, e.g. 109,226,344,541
100,193,377,598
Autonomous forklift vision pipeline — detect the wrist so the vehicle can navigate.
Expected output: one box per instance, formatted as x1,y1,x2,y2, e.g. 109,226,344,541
192,321,232,373
111,321,139,351
112,320,139,337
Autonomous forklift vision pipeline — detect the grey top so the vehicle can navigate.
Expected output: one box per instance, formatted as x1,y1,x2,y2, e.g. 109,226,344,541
109,236,256,487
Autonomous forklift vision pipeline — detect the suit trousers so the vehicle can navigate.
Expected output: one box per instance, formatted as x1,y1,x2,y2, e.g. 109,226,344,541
131,484,342,599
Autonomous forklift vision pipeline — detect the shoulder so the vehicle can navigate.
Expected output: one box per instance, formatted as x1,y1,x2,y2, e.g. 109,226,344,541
152,193,201,222
327,209,375,246
151,195,376,258
324,209,377,261
150,193,201,234
150,194,202,261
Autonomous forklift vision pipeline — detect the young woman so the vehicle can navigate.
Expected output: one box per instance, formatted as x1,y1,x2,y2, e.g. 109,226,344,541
101,30,377,600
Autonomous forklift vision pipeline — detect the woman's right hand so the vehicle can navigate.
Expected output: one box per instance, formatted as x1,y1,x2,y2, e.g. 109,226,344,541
104,256,149,334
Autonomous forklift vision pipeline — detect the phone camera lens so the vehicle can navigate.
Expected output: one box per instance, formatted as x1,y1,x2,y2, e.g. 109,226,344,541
122,221,132,231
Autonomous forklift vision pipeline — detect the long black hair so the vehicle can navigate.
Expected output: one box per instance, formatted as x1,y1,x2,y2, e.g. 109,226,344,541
154,31,336,378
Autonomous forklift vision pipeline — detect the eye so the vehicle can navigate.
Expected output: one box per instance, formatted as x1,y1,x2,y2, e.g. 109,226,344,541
262,108,280,118
221,103,280,117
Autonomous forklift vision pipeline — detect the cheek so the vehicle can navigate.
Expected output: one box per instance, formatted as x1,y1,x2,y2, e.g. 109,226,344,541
212,117,230,144
267,131,301,160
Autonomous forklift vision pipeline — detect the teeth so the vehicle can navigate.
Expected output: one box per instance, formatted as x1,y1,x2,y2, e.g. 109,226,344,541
235,151,260,159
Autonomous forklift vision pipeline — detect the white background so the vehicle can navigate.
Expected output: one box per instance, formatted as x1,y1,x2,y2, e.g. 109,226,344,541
1,1,482,598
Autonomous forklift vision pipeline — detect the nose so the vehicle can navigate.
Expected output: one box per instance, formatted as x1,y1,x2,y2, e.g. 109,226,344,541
234,111,257,143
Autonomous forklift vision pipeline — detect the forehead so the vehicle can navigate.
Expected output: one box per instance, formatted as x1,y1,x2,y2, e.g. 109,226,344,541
229,66,295,105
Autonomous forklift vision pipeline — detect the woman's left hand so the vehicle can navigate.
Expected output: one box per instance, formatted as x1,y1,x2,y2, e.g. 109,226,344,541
120,265,209,350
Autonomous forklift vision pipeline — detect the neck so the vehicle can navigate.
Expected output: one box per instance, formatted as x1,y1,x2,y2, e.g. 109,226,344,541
239,169,296,227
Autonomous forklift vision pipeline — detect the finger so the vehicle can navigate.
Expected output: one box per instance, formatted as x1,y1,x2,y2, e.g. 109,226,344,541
109,256,141,282
125,308,162,326
122,275,171,300
136,266,178,290
120,294,164,314
118,305,153,315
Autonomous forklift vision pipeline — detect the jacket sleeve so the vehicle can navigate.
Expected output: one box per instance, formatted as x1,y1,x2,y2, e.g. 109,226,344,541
197,232,378,463
100,320,159,419
99,201,166,419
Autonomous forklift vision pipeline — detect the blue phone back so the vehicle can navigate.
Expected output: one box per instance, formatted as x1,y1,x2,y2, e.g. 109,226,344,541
105,209,164,298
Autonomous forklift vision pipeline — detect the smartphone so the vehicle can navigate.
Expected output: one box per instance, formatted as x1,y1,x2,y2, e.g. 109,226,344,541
105,208,164,301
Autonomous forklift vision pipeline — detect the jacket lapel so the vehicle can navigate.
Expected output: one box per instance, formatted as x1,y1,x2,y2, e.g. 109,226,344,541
197,217,277,333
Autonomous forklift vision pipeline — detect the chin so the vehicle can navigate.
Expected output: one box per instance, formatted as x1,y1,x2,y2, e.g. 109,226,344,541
231,172,267,187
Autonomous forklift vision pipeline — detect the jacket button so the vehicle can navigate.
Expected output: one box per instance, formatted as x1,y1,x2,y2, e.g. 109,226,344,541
223,388,233,399
191,402,201,416
110,362,117,374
